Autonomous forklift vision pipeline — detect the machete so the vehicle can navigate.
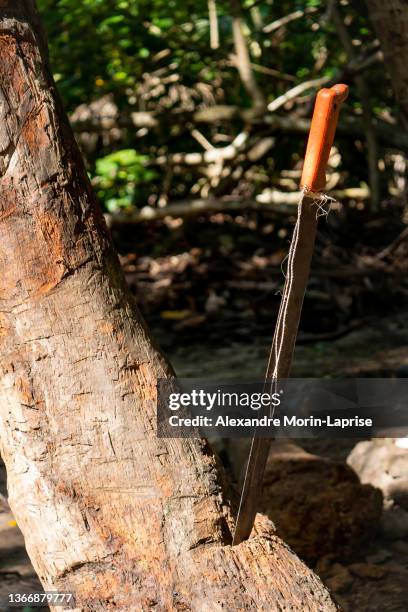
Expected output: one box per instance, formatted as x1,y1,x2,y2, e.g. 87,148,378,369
233,84,349,545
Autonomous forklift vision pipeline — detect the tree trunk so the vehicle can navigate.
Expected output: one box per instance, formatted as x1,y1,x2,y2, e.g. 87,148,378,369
366,0,408,127
0,3,336,610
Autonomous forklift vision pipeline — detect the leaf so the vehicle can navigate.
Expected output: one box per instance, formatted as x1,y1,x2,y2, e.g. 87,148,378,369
160,309,192,320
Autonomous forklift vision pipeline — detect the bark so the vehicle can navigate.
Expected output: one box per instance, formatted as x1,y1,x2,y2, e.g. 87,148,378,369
0,2,337,610
366,0,408,127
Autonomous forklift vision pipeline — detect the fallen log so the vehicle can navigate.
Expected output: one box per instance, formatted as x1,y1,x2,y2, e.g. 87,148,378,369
105,187,369,226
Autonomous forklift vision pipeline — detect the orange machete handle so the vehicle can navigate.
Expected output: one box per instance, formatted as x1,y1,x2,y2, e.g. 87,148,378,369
300,84,349,192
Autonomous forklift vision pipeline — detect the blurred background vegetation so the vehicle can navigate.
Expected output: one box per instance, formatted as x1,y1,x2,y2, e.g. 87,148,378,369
38,0,404,216
32,0,408,359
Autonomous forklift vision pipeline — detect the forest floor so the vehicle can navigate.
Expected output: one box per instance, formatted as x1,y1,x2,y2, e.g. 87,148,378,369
1,204,407,611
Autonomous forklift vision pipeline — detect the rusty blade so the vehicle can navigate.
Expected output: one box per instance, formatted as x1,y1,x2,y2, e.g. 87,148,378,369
233,194,318,545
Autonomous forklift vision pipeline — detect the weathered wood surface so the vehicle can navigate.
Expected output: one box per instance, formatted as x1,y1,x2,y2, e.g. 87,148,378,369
0,2,337,610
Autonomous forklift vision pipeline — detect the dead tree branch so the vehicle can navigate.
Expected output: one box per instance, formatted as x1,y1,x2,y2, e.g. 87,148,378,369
105,187,369,225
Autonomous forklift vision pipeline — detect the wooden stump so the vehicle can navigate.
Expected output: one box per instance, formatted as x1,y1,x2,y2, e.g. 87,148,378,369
0,3,337,609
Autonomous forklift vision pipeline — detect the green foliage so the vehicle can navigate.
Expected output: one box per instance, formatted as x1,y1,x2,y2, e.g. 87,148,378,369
92,149,156,212
38,0,220,110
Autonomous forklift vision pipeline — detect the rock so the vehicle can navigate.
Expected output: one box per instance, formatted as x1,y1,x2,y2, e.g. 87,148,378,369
347,439,408,507
348,562,387,579
260,440,383,561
